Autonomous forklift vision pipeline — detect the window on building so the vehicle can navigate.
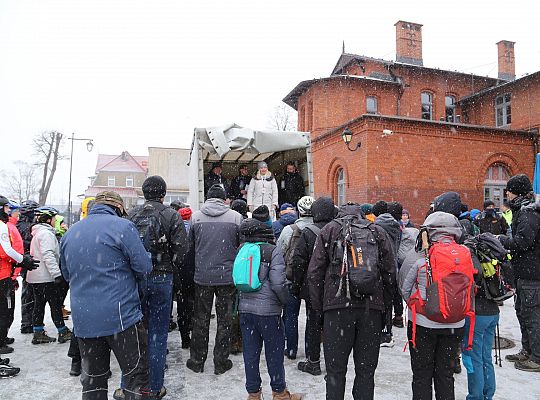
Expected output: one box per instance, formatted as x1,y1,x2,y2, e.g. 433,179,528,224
421,92,433,120
484,163,511,208
107,176,115,187
125,176,134,187
445,95,456,122
495,93,511,127
366,96,378,114
336,168,346,207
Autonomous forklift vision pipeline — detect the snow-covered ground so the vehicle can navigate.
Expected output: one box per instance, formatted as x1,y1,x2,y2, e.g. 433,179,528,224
1,291,539,400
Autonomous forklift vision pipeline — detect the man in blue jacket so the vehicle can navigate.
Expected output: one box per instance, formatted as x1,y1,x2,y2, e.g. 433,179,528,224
60,191,153,400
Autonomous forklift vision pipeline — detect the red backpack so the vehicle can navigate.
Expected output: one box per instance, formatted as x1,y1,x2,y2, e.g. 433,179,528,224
407,238,476,350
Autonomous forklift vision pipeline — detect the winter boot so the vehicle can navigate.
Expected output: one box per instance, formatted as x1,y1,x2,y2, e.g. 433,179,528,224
392,316,404,328
186,358,204,373
70,359,81,377
58,328,73,343
0,364,20,378
32,331,56,344
453,356,462,374
514,359,540,372
214,359,233,375
247,389,262,400
506,349,529,363
380,333,395,348
149,387,167,399
0,358,10,365
20,326,33,334
168,321,177,333
272,389,303,400
0,345,13,354
297,359,322,376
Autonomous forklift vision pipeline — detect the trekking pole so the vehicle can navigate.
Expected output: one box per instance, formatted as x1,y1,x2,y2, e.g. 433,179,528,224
421,228,432,285
496,322,502,367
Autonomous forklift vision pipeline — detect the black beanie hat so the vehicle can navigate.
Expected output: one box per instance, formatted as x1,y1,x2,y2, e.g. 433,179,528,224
387,201,403,221
433,191,462,218
207,184,227,200
506,174,533,196
142,175,167,200
252,205,270,223
372,200,388,217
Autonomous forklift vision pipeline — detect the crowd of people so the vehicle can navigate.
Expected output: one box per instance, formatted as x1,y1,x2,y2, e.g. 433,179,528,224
0,170,539,400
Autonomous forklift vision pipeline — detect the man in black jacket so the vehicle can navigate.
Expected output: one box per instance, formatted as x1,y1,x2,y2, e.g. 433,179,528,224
307,203,395,400
229,164,252,201
279,162,305,206
204,162,229,200
119,176,188,399
290,197,335,376
498,174,540,372
476,200,508,235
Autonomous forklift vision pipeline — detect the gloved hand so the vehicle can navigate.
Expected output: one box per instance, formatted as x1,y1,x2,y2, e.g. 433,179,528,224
11,279,19,291
54,276,65,286
18,254,39,271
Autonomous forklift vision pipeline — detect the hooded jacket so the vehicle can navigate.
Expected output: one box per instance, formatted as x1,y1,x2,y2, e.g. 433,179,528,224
399,211,469,329
16,212,34,254
290,197,335,299
189,198,242,286
272,211,297,240
27,223,61,284
238,218,289,316
499,199,540,281
375,213,402,255
60,204,152,338
247,171,279,211
276,215,314,255
307,203,395,313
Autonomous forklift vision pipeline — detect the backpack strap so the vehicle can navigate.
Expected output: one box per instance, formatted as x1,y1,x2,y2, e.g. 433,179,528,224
304,224,321,237
255,242,275,285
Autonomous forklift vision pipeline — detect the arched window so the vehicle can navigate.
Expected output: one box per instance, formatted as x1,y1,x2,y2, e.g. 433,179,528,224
336,168,346,206
484,163,511,208
421,92,433,120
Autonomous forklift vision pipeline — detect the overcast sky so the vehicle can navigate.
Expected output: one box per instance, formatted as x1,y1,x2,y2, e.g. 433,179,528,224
1,0,539,205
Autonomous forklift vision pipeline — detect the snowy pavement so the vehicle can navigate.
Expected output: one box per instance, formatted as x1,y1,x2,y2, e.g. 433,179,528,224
1,291,539,400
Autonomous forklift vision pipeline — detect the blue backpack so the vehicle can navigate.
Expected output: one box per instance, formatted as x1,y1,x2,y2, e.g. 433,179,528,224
233,242,274,292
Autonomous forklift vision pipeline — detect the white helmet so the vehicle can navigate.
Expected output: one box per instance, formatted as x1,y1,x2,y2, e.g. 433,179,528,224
297,196,315,216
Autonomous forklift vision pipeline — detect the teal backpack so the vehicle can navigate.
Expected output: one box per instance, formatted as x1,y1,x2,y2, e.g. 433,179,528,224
233,242,274,292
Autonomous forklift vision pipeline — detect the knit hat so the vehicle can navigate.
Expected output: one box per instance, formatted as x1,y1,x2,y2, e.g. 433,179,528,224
483,200,495,209
372,200,388,217
402,209,410,217
280,203,295,215
231,199,248,218
360,203,373,215
297,196,315,216
95,191,126,215
505,174,533,196
142,175,167,200
257,161,268,169
207,184,227,200
180,207,192,221
387,201,403,221
252,205,271,226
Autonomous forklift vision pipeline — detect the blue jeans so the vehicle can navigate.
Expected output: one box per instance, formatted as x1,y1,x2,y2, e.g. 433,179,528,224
462,314,499,400
240,313,286,393
123,273,172,393
282,291,301,357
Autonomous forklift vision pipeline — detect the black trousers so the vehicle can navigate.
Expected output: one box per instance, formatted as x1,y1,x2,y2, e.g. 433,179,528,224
78,321,150,400
407,322,464,400
0,278,15,346
323,307,383,400
68,328,81,362
189,284,235,367
304,299,323,362
516,279,540,363
20,279,34,329
175,282,194,341
30,282,65,329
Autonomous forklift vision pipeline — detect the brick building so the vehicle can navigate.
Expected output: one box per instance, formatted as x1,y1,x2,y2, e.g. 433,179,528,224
284,20,540,222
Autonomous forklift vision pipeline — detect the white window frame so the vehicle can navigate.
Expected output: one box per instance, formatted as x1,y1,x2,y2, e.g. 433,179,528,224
445,95,456,122
495,93,511,127
337,168,346,207
421,92,433,120
366,96,378,114
107,176,115,187
125,176,134,187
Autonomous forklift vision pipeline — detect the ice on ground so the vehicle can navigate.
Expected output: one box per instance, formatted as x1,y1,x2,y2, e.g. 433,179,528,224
1,290,539,399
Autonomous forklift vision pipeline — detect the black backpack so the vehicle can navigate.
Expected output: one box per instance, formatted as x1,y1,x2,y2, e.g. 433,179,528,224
284,224,320,281
332,216,380,298
129,203,168,266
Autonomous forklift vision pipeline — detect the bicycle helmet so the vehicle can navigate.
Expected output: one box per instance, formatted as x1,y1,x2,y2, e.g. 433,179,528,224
0,196,9,207
297,195,315,216
20,200,39,214
35,206,59,219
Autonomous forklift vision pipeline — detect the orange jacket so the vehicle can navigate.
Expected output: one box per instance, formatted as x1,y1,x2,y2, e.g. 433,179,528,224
0,218,24,280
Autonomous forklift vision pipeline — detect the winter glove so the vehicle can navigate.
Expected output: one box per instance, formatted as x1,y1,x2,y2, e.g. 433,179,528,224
17,254,39,271
54,276,66,286
11,279,19,291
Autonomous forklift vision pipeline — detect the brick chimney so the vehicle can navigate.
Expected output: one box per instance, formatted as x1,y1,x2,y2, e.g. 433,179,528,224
395,20,423,66
497,40,515,81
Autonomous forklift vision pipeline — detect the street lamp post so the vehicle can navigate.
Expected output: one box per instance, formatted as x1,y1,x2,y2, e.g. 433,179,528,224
68,133,94,225
342,128,361,152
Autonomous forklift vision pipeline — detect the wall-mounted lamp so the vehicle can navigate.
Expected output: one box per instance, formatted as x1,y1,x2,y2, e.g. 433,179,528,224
342,128,361,152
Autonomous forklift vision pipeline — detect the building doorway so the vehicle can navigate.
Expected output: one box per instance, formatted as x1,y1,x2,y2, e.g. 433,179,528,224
484,164,510,208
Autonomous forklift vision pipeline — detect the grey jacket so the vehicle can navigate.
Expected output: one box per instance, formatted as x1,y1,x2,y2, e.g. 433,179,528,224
189,198,242,286
277,216,314,255
398,211,467,329
28,224,61,284
238,246,289,316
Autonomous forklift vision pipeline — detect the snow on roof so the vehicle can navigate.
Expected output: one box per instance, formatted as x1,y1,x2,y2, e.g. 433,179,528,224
95,151,148,173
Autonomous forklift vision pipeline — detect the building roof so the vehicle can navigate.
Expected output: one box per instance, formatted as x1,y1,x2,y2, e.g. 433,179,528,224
459,71,540,103
283,74,400,109
95,151,148,174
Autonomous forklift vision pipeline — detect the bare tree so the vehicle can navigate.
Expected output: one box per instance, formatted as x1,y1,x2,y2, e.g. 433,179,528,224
0,161,40,203
267,103,298,132
34,131,66,204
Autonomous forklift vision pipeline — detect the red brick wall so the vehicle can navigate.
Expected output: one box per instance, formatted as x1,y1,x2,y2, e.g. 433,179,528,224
312,116,535,225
